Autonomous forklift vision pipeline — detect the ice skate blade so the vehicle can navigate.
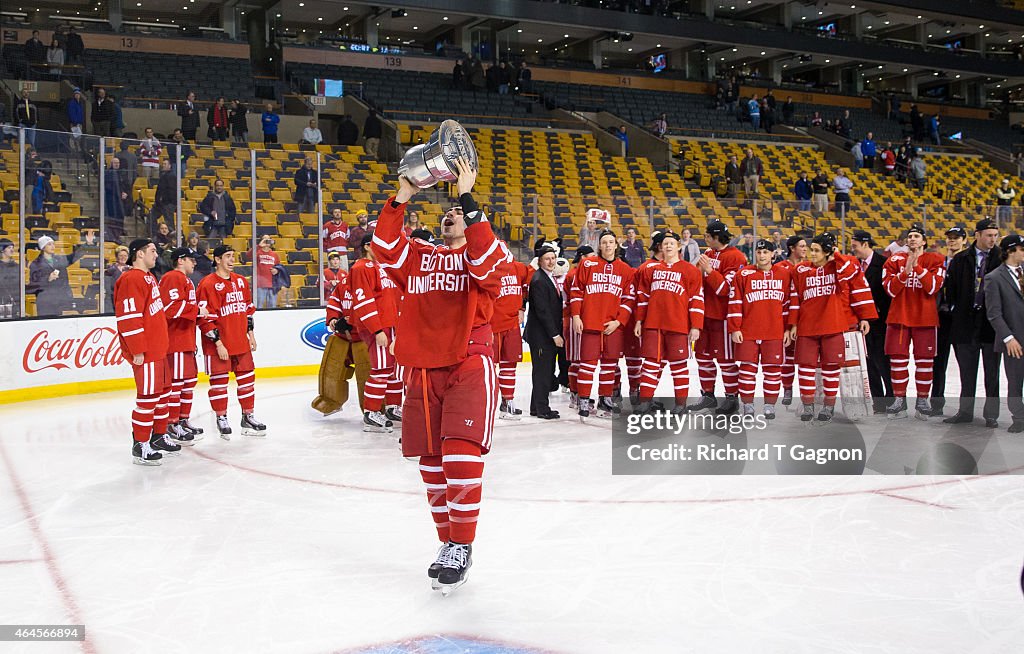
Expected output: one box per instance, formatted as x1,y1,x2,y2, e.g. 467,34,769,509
499,412,522,421
887,411,908,420
241,428,267,437
437,578,467,596
132,457,161,466
914,411,929,421
158,449,182,456
168,437,196,446
219,432,231,441
362,426,393,433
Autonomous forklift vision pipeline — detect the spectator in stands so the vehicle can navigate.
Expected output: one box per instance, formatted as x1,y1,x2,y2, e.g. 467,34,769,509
619,228,645,268
811,167,829,212
155,220,175,250
902,135,917,159
679,229,701,263
880,142,896,176
840,109,853,138
736,232,756,263
578,216,604,252
261,102,280,144
0,238,20,318
1015,152,1024,179
92,87,114,138
884,231,909,256
516,61,532,94
810,111,822,127
322,207,351,270
348,210,370,262
760,97,774,134
888,95,901,121
850,140,863,172
138,127,161,180
301,119,323,146
363,109,382,159
199,178,236,239
861,132,877,171
169,128,193,177
996,179,1016,223
104,245,131,312
794,171,812,211
404,210,421,237
910,155,927,192
724,154,741,198
740,147,763,199
929,114,941,145
185,232,213,285
910,105,924,141
207,97,230,141
179,91,200,141
294,156,318,214
29,236,74,316
46,38,64,78
452,58,465,90
16,90,38,148
115,141,138,194
337,115,359,146
66,26,84,64
894,145,910,183
498,61,512,95
229,100,249,144
101,158,126,241
485,63,499,93
747,95,761,130
781,96,795,126
0,102,12,144
615,125,629,154
151,159,178,228
324,252,345,300
31,167,52,215
67,88,85,150
25,30,46,71
832,168,853,214
650,113,668,139
252,235,281,309
470,58,485,92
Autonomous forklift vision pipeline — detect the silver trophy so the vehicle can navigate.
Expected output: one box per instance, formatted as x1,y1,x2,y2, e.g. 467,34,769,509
398,119,479,189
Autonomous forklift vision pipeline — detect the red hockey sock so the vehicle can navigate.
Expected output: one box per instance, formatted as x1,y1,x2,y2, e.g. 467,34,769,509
821,364,841,406
179,375,197,420
737,362,758,404
385,372,403,408
167,379,184,423
890,357,909,398
364,367,389,412
568,363,579,394
625,357,643,395
914,357,934,398
235,370,255,413
442,438,484,545
598,360,617,398
720,362,739,396
577,361,597,400
418,455,449,543
667,360,689,402
497,361,516,401
208,373,229,416
153,388,170,435
763,364,782,405
797,365,817,405
780,362,796,392
638,358,661,399
696,355,716,393
132,394,158,442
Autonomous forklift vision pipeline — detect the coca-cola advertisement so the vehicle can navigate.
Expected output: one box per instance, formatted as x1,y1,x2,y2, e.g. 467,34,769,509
22,325,126,374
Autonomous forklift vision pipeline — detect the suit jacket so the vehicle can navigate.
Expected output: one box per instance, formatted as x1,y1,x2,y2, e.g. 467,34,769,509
861,250,891,324
945,243,1001,344
293,167,318,202
524,269,562,346
984,264,1024,353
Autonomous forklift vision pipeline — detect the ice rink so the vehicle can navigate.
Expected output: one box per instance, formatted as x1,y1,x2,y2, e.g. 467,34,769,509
1,364,1023,654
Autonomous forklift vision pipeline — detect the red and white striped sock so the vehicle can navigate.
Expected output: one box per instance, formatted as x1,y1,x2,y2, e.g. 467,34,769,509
363,367,389,412
576,361,597,400
890,357,910,398
696,355,717,394
167,379,184,424
179,375,197,420
152,389,170,435
797,365,817,405
418,455,449,543
625,357,643,395
568,363,579,394
821,364,841,406
442,438,483,545
737,362,758,404
497,361,517,401
385,370,403,408
208,373,230,415
598,361,617,398
780,362,796,392
914,357,934,398
132,394,158,442
720,362,739,396
235,370,256,413
667,360,689,402
638,358,661,399
763,364,782,405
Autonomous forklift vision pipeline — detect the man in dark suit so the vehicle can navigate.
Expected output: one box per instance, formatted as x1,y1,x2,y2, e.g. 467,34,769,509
850,230,891,413
930,226,968,416
524,246,563,419
985,234,1024,433
944,218,1002,427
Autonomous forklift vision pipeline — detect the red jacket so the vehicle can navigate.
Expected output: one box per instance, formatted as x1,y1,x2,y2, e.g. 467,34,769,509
349,258,400,336
728,264,794,341
159,269,198,354
569,255,635,332
700,246,748,321
114,268,168,362
883,251,944,327
634,259,704,333
491,260,532,333
196,272,255,356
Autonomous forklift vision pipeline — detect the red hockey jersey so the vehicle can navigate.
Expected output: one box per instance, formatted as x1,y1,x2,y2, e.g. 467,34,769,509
569,255,635,332
196,272,255,357
159,269,199,354
833,253,876,327
114,268,168,362
491,260,532,333
626,257,661,329
883,251,944,327
701,246,748,321
370,197,511,369
322,220,350,254
788,259,877,336
325,269,355,342
349,257,401,336
561,267,578,320
634,259,705,333
727,264,794,340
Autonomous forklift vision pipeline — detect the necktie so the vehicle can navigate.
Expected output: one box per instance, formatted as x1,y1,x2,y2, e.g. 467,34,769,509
1017,267,1024,296
861,259,868,273
974,250,987,308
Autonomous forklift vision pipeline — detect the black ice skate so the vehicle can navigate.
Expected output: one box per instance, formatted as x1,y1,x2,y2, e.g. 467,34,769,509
763,404,776,420
816,405,835,424
384,405,403,423
569,392,578,410
241,413,267,437
715,395,739,416
578,398,592,420
150,433,182,456
428,542,452,589
781,388,794,406
498,399,523,421
799,403,815,422
179,418,204,435
887,397,908,420
132,439,162,466
167,422,197,446
363,410,394,433
596,397,620,419
914,398,931,421
686,391,717,412
435,542,473,597
217,415,232,440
